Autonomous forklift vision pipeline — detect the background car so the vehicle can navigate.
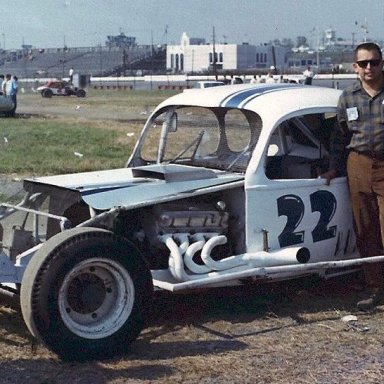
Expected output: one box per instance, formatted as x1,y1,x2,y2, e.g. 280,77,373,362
36,80,86,98
193,80,225,88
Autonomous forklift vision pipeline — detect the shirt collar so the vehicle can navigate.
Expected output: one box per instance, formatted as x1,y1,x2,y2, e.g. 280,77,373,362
352,79,384,97
351,81,362,93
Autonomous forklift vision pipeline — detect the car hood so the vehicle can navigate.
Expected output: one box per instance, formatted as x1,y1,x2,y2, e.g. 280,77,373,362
25,164,244,210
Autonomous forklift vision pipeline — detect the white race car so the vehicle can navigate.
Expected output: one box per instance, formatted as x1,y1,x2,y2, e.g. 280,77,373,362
0,83,382,360
36,80,86,98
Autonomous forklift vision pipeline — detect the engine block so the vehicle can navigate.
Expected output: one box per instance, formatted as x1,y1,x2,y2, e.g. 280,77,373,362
143,202,229,238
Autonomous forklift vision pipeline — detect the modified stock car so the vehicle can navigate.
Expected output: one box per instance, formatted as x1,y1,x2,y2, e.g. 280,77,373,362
37,80,86,98
0,83,382,360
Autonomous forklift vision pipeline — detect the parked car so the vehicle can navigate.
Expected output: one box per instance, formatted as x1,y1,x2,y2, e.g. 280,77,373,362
0,95,14,114
1,83,383,360
36,80,86,98
194,80,225,88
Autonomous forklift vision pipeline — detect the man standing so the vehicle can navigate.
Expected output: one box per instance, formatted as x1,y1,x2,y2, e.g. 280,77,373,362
303,66,314,85
3,74,18,116
9,76,18,117
323,42,384,311
0,74,4,94
69,67,74,84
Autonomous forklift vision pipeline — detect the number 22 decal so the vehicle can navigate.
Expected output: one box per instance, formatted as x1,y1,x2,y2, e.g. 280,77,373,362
277,190,337,247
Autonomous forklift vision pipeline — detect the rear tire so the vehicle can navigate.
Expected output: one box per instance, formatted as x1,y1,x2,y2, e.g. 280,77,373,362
20,227,153,360
76,89,86,97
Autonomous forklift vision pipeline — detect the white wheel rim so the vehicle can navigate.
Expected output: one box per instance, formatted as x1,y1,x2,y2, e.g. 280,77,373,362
58,258,135,339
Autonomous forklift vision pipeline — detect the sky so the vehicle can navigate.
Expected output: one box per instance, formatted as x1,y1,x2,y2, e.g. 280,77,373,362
2,0,384,49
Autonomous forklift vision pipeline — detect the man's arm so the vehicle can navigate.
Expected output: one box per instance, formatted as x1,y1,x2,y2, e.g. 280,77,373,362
321,95,351,184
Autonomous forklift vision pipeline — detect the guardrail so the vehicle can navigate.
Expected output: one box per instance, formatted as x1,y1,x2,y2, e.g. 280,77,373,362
18,73,359,92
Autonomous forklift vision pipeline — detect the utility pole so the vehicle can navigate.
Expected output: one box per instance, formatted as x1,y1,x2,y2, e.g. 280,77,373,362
212,26,217,80
122,49,128,76
192,49,194,75
316,27,320,69
361,18,368,42
271,46,277,74
62,35,66,79
99,43,103,85
150,30,154,90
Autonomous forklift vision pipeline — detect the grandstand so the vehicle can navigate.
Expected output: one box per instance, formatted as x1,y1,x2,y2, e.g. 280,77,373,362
0,44,166,79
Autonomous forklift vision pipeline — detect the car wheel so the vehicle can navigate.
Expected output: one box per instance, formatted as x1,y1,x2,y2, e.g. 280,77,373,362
20,227,153,361
76,89,86,97
42,89,53,98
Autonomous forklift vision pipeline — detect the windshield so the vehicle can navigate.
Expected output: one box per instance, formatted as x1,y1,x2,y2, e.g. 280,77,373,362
137,106,262,172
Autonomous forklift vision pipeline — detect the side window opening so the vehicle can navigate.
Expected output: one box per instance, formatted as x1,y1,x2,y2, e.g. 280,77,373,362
221,109,262,171
265,113,335,180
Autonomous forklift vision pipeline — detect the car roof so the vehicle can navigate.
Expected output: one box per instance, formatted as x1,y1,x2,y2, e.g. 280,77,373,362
154,83,342,120
197,81,224,84
197,80,224,83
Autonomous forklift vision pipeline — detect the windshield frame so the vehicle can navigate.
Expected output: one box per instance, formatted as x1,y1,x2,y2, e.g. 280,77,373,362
127,105,263,173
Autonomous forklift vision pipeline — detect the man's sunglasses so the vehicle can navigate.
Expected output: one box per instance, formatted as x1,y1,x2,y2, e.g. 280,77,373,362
356,59,382,68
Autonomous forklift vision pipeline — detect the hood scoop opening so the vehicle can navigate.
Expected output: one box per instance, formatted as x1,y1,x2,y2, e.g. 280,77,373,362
132,164,217,182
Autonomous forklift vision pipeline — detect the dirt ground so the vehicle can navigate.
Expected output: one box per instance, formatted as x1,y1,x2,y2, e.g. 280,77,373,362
1,275,384,384
0,92,383,383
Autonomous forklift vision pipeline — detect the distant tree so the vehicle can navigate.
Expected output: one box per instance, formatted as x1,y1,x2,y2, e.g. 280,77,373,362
269,38,282,46
296,36,308,47
268,38,294,49
281,38,294,49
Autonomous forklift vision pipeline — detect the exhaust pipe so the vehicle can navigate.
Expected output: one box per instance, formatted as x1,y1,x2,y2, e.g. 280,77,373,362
0,285,20,310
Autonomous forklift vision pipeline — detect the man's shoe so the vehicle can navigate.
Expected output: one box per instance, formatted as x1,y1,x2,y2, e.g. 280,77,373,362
357,291,383,312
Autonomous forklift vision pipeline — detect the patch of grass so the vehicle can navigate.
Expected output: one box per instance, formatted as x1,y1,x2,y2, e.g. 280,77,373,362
83,89,178,108
0,89,180,177
0,117,138,175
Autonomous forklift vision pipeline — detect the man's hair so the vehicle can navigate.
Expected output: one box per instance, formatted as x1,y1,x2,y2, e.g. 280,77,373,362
354,42,383,60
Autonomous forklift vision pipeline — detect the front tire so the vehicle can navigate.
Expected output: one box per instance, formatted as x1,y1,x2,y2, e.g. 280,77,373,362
20,227,153,360
41,88,53,98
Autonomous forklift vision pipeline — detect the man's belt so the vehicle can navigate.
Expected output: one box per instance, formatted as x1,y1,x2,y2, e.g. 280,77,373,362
351,149,384,161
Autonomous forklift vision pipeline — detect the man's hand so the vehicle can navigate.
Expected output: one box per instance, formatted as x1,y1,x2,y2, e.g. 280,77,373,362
320,169,337,185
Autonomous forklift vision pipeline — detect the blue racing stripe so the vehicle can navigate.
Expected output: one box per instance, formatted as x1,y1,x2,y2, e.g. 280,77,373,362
239,84,303,108
221,84,302,108
219,87,264,108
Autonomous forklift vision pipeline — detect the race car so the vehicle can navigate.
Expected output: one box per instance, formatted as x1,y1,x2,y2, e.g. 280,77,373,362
36,80,86,98
0,83,383,360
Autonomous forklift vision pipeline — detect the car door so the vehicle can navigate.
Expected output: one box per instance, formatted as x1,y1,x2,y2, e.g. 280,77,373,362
245,114,357,264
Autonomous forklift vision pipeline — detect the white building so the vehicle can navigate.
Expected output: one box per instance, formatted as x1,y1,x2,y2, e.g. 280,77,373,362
167,32,287,73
